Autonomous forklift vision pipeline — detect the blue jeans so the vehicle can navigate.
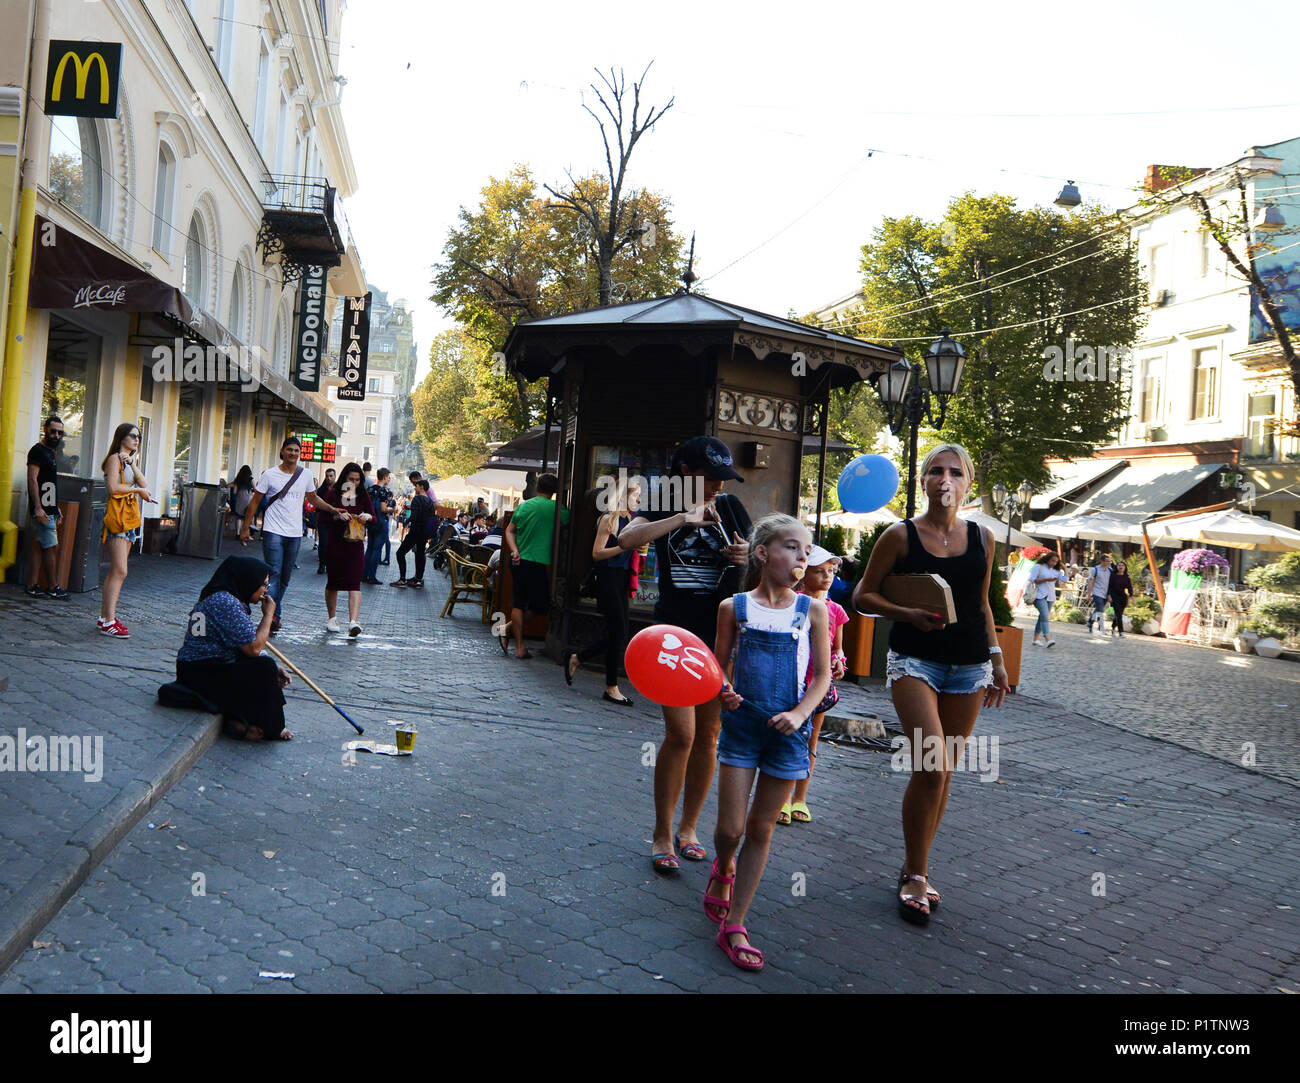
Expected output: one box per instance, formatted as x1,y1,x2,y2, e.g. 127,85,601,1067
1088,594,1107,627
364,528,386,581
262,532,302,617
1033,597,1053,638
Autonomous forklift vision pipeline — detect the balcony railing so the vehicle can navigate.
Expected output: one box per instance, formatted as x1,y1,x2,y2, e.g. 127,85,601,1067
257,173,345,282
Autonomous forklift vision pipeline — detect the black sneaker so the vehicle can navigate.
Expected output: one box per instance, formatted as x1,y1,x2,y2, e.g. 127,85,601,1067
46,587,70,600
25,585,45,597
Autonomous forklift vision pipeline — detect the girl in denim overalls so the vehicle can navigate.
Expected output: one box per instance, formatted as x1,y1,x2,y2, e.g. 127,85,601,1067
705,513,830,971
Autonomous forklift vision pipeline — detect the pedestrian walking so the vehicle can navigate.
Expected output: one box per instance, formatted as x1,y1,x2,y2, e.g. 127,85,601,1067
175,555,293,741
853,443,1009,926
615,435,752,871
98,423,153,638
25,416,70,600
392,479,434,587
228,465,255,537
779,544,849,825
563,477,642,705
704,513,830,971
1108,561,1134,637
363,468,395,584
319,461,372,635
1084,553,1114,634
1029,551,1066,647
314,467,336,571
502,472,570,658
239,437,341,633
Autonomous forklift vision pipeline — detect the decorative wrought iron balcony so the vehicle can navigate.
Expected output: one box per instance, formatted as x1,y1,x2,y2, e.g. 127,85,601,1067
257,174,345,283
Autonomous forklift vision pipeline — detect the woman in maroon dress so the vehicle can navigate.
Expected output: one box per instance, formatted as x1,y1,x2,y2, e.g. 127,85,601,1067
321,461,373,637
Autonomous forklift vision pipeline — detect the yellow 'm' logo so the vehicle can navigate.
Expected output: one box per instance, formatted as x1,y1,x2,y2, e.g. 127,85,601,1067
50,51,110,104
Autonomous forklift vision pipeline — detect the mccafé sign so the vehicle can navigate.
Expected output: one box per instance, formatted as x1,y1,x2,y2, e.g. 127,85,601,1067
45,40,122,119
292,264,327,392
73,283,128,309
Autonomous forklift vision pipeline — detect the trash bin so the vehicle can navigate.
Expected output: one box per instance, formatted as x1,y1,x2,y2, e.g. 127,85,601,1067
176,482,224,559
61,474,108,593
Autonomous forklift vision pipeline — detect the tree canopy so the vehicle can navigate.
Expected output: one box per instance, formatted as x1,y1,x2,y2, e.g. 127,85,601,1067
844,193,1144,509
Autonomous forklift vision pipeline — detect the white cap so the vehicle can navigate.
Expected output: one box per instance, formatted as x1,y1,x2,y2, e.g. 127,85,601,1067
807,545,841,568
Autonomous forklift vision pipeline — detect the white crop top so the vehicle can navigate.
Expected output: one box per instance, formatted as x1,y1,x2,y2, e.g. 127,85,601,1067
739,591,811,700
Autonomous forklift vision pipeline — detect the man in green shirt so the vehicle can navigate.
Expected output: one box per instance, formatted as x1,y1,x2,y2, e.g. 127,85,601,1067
503,473,570,658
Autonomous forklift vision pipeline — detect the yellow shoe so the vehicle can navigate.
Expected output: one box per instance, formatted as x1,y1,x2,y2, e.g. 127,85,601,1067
776,802,792,825
790,801,811,823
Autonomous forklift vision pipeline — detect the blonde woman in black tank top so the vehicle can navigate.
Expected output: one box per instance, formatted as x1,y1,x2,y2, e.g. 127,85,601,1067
853,444,1010,926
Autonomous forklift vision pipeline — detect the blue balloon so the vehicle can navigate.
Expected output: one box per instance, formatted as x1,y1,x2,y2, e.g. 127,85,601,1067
837,454,900,514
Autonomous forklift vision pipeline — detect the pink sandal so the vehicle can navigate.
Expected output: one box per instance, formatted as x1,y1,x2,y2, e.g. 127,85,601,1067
717,922,764,971
702,858,735,924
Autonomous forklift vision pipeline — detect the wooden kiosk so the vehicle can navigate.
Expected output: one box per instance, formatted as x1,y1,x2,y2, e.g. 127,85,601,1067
501,292,902,660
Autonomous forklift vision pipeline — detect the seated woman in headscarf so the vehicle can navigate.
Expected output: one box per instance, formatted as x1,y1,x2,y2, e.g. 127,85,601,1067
176,555,294,741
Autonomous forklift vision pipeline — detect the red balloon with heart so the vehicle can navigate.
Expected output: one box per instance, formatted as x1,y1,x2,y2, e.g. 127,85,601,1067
624,624,724,707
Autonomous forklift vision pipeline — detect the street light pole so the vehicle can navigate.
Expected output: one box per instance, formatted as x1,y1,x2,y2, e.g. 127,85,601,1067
874,330,966,520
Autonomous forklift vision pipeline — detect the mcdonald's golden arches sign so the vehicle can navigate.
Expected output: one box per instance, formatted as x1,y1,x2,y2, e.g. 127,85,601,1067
44,40,122,119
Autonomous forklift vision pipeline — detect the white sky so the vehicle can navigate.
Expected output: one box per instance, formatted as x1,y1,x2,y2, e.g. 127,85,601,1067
336,0,1300,383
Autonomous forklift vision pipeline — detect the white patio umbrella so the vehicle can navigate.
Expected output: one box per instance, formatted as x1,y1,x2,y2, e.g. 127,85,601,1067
959,508,1037,548
822,507,901,531
1145,507,1300,551
429,475,488,504
1025,511,1150,543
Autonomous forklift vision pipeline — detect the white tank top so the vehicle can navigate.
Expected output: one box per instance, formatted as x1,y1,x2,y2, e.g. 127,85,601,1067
740,592,811,700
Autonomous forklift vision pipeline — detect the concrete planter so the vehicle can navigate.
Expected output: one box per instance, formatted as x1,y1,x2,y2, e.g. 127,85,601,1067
1254,636,1284,659
1235,630,1260,654
1141,620,1160,636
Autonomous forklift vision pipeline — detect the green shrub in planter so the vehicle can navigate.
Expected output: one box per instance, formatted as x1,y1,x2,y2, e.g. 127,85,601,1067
1245,552,1300,593
1053,602,1085,624
989,560,1014,626
1254,598,1300,631
821,524,848,558
1126,596,1161,629
1241,616,1291,640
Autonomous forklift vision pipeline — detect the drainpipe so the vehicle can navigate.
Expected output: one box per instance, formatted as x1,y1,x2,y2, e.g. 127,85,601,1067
0,186,35,583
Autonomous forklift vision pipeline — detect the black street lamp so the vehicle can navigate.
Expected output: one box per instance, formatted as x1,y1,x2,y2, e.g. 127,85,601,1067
874,329,966,517
992,478,1036,554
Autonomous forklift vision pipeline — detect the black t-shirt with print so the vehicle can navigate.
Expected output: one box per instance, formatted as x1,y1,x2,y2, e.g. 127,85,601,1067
639,493,752,610
27,442,58,516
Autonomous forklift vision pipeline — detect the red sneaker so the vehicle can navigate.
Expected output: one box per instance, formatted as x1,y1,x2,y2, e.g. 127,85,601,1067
100,619,130,638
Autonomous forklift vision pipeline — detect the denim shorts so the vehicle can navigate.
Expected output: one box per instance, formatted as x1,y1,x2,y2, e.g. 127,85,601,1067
106,526,142,543
885,650,993,695
34,513,59,549
717,699,812,780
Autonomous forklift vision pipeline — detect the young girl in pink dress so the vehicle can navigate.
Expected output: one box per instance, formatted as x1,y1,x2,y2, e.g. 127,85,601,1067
779,545,849,825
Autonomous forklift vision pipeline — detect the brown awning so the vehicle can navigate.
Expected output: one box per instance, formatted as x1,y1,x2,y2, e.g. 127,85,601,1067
29,216,337,436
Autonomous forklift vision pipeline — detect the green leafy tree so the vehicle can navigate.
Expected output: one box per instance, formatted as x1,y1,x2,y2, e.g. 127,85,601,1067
412,329,507,477
849,194,1144,510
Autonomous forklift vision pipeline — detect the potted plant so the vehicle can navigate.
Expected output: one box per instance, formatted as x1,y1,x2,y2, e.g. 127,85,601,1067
1126,594,1161,635
1240,617,1289,658
842,523,890,678
989,561,1023,692
1234,626,1260,654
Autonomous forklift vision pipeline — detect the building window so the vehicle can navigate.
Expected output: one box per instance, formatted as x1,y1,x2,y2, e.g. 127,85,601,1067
253,44,270,152
182,214,206,304
1137,357,1160,423
363,445,375,463
1199,230,1214,278
367,376,380,392
1246,393,1276,458
152,144,176,255
228,265,246,339
337,414,350,433
364,416,378,435
1147,243,1168,303
1191,346,1218,419
49,118,104,229
216,0,235,80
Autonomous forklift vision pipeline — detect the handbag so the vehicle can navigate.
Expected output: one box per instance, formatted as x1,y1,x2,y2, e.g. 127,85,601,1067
102,460,142,541
343,516,367,542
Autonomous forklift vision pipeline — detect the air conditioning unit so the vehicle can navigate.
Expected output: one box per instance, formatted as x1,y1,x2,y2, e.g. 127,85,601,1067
1154,289,1173,307
1140,424,1166,442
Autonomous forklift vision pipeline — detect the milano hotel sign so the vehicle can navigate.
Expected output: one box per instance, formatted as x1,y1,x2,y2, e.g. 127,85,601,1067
336,292,372,401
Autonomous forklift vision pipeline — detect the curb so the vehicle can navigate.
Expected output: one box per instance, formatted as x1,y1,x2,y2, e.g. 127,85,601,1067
0,710,221,977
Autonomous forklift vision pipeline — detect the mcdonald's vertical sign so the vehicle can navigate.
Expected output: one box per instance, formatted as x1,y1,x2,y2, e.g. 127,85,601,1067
45,40,122,119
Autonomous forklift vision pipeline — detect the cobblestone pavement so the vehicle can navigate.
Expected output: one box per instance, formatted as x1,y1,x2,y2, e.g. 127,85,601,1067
1,544,1297,992
1011,611,1300,785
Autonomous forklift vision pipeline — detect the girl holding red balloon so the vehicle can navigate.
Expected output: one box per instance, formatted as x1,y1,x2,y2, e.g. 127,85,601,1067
703,512,831,971
617,436,751,873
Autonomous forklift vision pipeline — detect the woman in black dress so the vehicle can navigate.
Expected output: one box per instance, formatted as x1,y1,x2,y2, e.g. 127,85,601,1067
1108,561,1134,637
854,443,1010,925
320,461,373,637
176,556,292,741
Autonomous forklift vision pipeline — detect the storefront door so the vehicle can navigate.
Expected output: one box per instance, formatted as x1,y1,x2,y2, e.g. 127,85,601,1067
43,314,102,478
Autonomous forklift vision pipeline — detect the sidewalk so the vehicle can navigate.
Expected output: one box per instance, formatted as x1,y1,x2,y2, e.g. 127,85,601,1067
1,544,1297,991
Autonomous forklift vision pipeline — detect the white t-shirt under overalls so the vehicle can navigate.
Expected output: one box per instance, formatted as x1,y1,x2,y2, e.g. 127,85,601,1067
738,591,811,701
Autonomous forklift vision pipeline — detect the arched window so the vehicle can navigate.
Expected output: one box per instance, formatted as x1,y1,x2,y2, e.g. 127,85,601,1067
182,213,206,304
152,143,176,254
48,117,104,228
228,264,246,338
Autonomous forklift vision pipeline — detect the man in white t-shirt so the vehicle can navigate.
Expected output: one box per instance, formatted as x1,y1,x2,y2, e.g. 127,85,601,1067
240,436,343,632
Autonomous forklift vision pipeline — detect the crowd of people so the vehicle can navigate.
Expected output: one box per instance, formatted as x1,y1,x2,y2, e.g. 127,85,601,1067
25,419,1010,974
